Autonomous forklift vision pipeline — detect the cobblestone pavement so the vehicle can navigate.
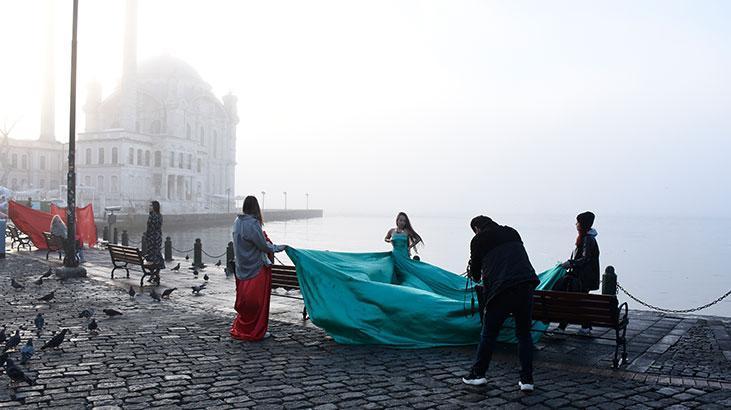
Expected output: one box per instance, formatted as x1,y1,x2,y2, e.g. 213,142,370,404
2,250,731,409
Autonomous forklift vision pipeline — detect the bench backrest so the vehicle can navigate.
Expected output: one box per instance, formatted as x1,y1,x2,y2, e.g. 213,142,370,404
43,232,64,250
108,244,144,265
8,225,21,239
271,265,300,290
532,290,619,328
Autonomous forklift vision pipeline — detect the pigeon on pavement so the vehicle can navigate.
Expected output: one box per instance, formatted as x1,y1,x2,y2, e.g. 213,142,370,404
185,254,189,260
20,340,34,364
191,283,207,295
4,359,35,385
3,331,21,352
149,288,161,302
78,308,95,319
41,268,54,278
41,329,69,350
215,260,222,267
38,290,56,302
129,286,136,299
161,288,177,298
203,273,209,281
33,277,43,286
87,319,98,333
11,278,24,290
171,263,180,271
102,309,123,317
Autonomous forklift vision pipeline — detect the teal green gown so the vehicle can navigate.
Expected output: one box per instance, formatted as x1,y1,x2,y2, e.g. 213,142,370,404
285,233,566,348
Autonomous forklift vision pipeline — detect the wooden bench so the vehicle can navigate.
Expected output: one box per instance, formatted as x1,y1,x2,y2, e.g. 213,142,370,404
7,224,32,251
108,244,161,287
531,290,629,368
42,232,64,260
271,264,308,320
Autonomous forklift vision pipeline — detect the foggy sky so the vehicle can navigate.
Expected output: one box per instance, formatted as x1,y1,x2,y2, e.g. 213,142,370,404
1,0,730,217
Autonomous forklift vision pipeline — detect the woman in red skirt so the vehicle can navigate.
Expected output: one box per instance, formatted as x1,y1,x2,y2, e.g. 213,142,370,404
230,196,287,341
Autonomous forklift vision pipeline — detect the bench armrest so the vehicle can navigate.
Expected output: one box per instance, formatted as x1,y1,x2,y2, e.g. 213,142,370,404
618,302,629,328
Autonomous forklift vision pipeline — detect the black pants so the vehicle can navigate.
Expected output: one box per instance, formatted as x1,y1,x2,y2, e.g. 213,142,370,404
470,282,535,383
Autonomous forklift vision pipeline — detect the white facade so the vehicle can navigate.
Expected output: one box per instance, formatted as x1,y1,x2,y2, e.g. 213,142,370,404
78,56,239,215
0,140,65,196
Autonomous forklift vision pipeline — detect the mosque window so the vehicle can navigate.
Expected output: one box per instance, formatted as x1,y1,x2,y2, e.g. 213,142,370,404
98,148,105,165
128,148,134,164
178,153,184,169
112,147,118,164
197,158,201,173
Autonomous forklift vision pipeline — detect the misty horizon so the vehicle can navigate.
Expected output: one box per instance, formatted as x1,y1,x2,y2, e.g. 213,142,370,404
2,0,730,217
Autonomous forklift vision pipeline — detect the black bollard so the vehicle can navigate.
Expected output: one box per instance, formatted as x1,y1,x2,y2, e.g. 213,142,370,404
102,226,109,242
121,230,129,246
194,238,202,268
164,237,173,261
141,233,148,254
602,266,617,296
226,241,234,263
113,227,118,244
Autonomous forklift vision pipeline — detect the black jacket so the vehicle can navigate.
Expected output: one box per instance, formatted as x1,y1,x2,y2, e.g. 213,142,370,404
567,230,600,292
468,224,539,305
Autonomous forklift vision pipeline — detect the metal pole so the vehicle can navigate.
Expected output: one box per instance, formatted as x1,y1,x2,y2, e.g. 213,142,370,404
63,0,79,268
283,191,287,210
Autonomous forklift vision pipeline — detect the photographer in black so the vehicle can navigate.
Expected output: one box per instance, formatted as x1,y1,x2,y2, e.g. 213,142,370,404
462,216,539,392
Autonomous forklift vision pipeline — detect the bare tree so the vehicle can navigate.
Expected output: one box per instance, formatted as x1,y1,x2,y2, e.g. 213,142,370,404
0,117,20,187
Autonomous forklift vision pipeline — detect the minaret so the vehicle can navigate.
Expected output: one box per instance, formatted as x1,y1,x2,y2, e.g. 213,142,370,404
119,0,138,131
39,0,55,143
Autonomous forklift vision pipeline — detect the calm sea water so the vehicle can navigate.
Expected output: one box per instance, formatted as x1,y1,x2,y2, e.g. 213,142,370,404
127,213,731,317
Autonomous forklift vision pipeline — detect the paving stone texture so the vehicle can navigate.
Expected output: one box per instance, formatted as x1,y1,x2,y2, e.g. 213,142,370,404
1,248,730,409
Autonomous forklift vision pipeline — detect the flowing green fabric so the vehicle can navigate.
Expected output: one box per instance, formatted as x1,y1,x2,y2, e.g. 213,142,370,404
286,235,566,348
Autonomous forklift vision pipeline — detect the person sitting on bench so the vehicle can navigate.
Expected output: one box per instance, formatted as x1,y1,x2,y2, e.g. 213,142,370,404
50,215,85,263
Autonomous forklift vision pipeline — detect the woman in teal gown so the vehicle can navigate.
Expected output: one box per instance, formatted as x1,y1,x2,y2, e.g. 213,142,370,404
285,221,567,348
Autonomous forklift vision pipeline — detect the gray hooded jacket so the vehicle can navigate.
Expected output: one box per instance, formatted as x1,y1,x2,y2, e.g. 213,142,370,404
232,214,286,280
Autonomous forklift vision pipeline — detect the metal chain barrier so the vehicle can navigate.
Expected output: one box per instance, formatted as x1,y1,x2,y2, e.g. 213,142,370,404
202,249,227,259
617,282,731,314
171,245,194,253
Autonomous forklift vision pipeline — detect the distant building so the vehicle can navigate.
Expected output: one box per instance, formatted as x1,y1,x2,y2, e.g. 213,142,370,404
78,0,238,215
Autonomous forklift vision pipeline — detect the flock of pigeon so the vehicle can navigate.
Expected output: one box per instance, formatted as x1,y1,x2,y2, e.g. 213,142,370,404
2,256,225,387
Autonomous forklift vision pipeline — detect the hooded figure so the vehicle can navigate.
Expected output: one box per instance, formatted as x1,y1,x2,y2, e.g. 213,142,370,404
565,211,600,292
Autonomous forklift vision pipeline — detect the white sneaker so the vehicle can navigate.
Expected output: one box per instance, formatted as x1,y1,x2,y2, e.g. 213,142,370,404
462,370,487,386
518,381,534,392
263,331,272,339
577,328,592,336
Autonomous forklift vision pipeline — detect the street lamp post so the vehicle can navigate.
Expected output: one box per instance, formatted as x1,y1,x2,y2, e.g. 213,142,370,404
283,191,287,210
60,0,85,278
261,191,266,209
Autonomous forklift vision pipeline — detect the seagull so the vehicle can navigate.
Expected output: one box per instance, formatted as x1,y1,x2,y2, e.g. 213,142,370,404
4,359,35,385
4,330,20,352
20,339,34,364
87,319,98,333
215,260,222,267
41,268,53,278
161,288,177,299
149,288,161,302
41,329,68,350
171,263,180,271
11,278,24,290
102,309,123,317
203,273,209,281
38,290,56,302
191,283,207,295
33,277,43,286
129,286,136,299
34,314,44,335
78,308,95,319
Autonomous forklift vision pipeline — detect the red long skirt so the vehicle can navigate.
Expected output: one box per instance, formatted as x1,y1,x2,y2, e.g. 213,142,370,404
230,266,272,341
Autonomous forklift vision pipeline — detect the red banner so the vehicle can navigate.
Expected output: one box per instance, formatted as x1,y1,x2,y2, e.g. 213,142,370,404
8,201,97,249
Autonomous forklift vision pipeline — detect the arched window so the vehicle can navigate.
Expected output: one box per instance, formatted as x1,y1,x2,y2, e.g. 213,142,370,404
85,149,92,165
186,124,192,139
154,151,161,167
128,148,134,164
145,150,151,166
97,175,104,192
98,148,105,165
178,153,183,169
197,158,202,173
112,147,118,164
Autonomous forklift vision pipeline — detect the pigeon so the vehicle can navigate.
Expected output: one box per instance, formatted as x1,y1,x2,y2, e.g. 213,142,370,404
78,308,95,319
199,264,207,269
4,330,20,352
87,319,98,332
185,254,190,260
33,277,43,286
41,268,54,278
203,273,209,281
193,269,199,277
20,339,34,364
102,309,123,317
4,359,35,385
34,313,44,335
161,288,177,298
171,263,181,271
38,290,56,302
11,278,24,290
215,260,222,267
129,286,136,299
149,288,161,302
191,283,207,295
0,326,6,343
41,329,68,350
